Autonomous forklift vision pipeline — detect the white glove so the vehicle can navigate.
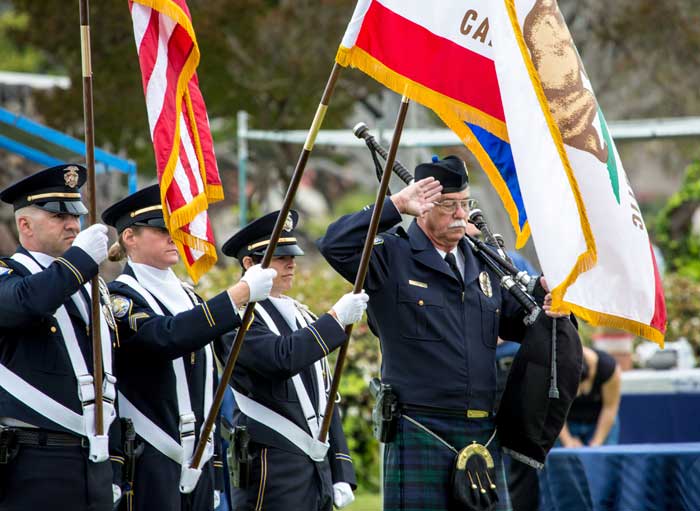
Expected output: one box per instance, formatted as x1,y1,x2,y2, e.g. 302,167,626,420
241,264,277,302
112,484,122,504
213,490,221,508
331,291,369,326
333,482,355,509
72,223,109,264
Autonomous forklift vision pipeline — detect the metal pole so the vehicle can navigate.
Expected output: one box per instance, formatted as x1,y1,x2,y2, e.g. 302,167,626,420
190,63,343,469
318,95,411,443
237,110,248,227
78,0,103,436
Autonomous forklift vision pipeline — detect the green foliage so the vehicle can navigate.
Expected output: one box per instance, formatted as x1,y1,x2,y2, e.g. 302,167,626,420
189,258,382,492
662,273,700,357
0,9,47,72
7,1,379,180
305,189,377,240
655,161,700,279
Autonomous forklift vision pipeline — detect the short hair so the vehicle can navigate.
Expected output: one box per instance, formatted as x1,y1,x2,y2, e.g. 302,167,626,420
14,205,42,223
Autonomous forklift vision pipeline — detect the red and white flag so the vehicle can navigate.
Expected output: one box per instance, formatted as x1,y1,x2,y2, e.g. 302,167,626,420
129,0,222,283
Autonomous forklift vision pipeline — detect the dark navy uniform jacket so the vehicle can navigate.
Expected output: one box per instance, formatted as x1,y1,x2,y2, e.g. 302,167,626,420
215,298,356,489
109,263,243,495
317,198,527,413
0,245,123,483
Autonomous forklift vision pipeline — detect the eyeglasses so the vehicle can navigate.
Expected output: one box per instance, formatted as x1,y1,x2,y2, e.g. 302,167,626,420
432,198,477,213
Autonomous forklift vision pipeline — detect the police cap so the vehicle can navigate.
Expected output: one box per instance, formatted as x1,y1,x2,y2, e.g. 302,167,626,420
222,210,304,261
101,184,166,233
414,155,469,193
0,164,88,215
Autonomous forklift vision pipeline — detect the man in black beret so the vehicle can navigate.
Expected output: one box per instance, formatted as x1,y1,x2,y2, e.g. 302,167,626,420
217,210,365,511
0,164,123,510
318,155,532,511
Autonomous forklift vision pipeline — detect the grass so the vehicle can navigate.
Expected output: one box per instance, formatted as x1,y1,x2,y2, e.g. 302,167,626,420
350,492,381,511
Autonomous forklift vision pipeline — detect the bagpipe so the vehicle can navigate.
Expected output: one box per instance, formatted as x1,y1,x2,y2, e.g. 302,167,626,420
355,123,583,470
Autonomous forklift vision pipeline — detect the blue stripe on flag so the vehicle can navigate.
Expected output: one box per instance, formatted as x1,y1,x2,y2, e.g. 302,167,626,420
467,123,527,231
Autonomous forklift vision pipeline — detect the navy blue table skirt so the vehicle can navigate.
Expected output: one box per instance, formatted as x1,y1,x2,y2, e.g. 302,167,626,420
539,443,700,511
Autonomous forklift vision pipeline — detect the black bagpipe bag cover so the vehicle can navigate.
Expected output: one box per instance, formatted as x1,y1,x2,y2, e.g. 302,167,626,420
496,314,583,467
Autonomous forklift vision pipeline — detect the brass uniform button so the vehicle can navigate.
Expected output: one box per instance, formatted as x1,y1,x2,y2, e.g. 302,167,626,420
50,326,57,333
418,299,424,306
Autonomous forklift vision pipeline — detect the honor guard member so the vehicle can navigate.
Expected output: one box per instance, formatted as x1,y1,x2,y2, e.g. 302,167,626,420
218,211,366,511
102,185,276,511
318,156,543,511
0,165,122,511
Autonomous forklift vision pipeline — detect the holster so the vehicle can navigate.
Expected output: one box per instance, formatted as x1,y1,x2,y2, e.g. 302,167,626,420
226,425,251,489
0,426,19,465
0,426,19,499
369,378,399,444
121,418,144,490
449,443,499,511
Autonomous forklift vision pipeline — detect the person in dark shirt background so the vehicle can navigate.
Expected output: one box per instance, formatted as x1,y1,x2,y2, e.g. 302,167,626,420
559,346,622,447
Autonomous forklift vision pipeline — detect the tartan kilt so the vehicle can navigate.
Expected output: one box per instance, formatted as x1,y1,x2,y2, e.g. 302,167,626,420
383,413,511,511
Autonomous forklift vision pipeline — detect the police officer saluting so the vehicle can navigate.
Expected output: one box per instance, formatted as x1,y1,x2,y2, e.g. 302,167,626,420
318,156,557,511
102,185,276,511
0,164,121,510
218,211,365,511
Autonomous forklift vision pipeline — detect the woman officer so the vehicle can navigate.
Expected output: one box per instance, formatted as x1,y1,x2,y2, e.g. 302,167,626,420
102,185,276,510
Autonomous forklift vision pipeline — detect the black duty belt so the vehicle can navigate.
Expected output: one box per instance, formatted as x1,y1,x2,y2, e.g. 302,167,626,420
15,429,87,448
401,404,492,419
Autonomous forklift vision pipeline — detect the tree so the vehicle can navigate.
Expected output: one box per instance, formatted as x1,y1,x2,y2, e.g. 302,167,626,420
7,0,379,185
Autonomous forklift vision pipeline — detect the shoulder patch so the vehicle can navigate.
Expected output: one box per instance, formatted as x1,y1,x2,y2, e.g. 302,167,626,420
0,266,11,277
111,295,132,319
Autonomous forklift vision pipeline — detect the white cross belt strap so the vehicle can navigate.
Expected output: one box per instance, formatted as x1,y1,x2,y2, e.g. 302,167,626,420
0,253,117,462
115,273,214,493
232,302,330,462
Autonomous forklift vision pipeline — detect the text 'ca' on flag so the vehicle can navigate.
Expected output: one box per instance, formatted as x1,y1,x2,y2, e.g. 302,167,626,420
129,0,223,283
337,0,530,247
489,0,665,344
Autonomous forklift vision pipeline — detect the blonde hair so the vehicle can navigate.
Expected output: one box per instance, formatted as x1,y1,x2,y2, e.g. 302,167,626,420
107,225,144,262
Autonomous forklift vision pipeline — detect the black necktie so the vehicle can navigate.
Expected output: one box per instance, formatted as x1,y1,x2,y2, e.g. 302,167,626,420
444,252,464,289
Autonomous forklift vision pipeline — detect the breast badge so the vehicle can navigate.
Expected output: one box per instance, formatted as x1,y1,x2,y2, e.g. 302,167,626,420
479,271,493,298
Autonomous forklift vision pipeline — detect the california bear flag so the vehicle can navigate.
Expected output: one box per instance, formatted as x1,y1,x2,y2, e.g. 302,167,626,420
490,0,666,344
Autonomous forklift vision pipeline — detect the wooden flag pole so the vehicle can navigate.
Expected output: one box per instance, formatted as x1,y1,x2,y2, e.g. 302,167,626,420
318,95,411,443
191,63,343,469
78,0,104,435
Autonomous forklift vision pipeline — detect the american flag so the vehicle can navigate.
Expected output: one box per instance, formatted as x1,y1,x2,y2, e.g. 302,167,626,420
129,0,222,283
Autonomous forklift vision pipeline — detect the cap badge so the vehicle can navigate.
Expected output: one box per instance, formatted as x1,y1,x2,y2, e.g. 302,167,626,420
479,271,493,298
283,213,294,232
64,166,79,188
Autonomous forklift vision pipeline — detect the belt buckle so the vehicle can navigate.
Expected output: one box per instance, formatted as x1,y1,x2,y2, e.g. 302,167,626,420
179,412,197,438
81,436,90,449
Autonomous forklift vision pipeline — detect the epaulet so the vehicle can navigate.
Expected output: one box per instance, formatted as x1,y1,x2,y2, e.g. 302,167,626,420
391,226,408,239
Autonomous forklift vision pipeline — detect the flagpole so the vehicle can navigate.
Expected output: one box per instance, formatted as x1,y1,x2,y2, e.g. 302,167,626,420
317,94,410,443
78,0,104,436
190,62,343,469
